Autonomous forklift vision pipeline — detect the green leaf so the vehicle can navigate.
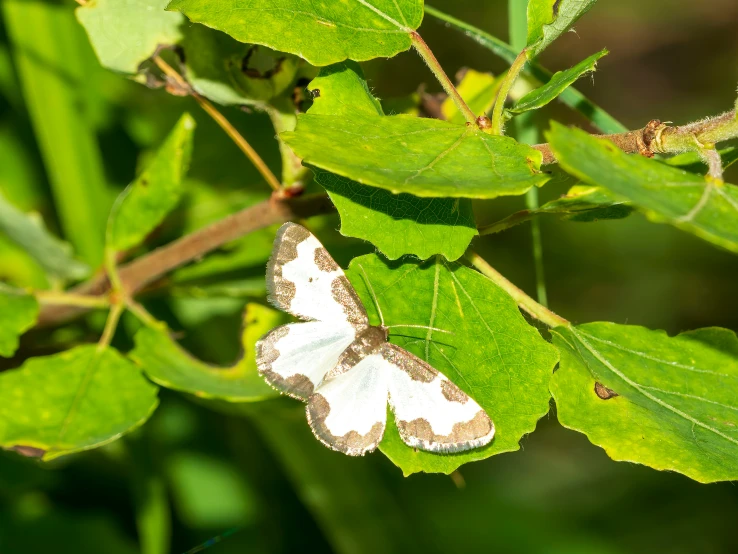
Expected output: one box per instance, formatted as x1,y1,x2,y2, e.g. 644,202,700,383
526,0,598,58
306,62,384,117
167,0,423,66
284,114,547,199
441,69,500,125
315,169,477,261
182,25,306,107
0,345,159,460
108,114,195,252
76,0,184,74
547,123,738,254
283,62,547,199
306,63,477,260
131,304,288,401
510,49,607,115
0,290,38,357
551,323,738,483
425,6,627,134
345,255,559,475
0,191,89,281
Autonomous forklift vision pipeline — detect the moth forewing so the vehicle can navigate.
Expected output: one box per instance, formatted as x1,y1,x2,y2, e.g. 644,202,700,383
266,222,369,327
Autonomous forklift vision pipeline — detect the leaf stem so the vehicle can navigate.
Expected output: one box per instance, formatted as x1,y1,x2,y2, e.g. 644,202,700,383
410,32,477,125
478,209,537,235
489,49,528,135
34,290,109,308
466,250,568,328
152,56,282,192
98,302,124,351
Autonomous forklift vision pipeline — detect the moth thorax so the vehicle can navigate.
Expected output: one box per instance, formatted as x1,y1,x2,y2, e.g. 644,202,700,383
361,325,388,349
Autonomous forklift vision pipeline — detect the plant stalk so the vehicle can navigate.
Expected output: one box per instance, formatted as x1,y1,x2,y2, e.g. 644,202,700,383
152,56,282,192
466,250,568,328
489,49,528,135
410,32,477,125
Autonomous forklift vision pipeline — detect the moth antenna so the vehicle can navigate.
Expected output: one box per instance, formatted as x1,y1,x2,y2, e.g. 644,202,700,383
386,324,454,335
357,263,385,327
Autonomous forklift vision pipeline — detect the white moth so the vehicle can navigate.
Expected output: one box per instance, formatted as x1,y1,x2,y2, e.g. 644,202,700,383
255,223,495,456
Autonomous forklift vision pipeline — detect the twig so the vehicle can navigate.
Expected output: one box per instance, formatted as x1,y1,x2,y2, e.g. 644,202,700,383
532,110,738,164
152,56,283,192
36,194,335,327
465,250,569,328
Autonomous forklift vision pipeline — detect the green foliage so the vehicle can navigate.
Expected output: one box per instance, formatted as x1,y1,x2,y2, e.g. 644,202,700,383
108,114,195,252
0,290,38,357
182,25,307,107
346,255,560,475
551,323,738,483
76,0,184,74
284,113,548,198
510,49,607,115
424,6,627,134
131,304,288,401
305,62,477,260
0,345,159,460
315,169,477,261
548,123,738,254
526,0,599,58
3,3,738,550
168,0,424,65
283,63,548,199
3,0,110,265
0,192,89,281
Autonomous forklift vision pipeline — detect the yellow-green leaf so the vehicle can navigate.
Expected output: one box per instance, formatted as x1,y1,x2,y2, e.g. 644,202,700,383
131,304,288,402
547,123,738,254
346,255,559,475
510,49,607,115
76,0,184,74
168,0,424,66
305,63,478,260
526,0,598,58
0,289,38,357
0,345,159,460
0,191,89,280
551,323,738,483
107,113,195,252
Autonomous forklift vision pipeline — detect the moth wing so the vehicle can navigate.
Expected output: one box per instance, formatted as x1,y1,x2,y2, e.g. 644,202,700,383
307,354,389,456
382,343,495,453
266,222,368,327
256,321,356,400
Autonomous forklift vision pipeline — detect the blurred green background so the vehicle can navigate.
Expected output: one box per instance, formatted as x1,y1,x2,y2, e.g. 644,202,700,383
1,0,737,552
